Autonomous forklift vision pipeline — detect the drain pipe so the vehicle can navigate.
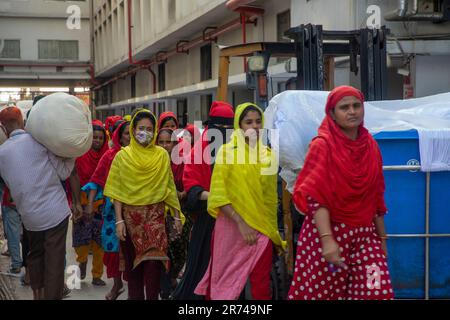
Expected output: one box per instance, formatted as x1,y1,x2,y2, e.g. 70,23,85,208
385,0,446,22
411,0,419,15
385,0,409,20
148,66,157,111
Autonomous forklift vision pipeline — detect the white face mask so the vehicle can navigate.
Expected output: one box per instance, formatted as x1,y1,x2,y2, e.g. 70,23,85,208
0,124,8,145
135,130,153,145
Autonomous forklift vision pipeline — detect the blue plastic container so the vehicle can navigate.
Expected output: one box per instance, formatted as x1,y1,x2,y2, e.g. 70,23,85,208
374,129,450,299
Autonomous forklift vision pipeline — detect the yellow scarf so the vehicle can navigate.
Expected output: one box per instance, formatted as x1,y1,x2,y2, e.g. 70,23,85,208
104,110,181,215
207,103,286,249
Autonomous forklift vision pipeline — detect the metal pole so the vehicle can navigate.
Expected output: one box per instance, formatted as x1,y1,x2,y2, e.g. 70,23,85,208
383,165,421,171
425,172,430,300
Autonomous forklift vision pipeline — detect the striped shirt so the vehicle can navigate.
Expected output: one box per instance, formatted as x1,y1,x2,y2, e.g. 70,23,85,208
0,130,74,231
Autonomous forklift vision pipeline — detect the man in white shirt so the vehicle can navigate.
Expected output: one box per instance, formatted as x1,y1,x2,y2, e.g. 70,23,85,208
0,107,74,300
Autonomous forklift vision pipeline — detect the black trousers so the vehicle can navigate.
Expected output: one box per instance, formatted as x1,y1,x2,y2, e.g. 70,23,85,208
22,224,29,268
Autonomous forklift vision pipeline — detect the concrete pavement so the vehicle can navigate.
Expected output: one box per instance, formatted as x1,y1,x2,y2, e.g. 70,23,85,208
1,220,128,300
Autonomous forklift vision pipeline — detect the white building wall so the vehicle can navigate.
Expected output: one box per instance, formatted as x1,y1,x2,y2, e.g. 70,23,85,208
0,18,90,62
414,55,450,97
0,0,91,87
291,0,450,98
95,0,292,117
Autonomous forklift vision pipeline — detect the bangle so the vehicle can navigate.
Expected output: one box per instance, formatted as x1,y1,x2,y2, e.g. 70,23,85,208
319,233,333,239
173,217,182,221
115,220,125,225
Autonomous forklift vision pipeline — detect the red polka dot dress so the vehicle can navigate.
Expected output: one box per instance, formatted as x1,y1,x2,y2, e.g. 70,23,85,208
288,198,394,300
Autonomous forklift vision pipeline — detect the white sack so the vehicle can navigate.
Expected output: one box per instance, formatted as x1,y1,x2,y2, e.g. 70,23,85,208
25,93,93,158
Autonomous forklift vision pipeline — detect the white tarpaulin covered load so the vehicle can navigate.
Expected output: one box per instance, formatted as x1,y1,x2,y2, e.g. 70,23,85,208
25,93,93,158
264,91,450,193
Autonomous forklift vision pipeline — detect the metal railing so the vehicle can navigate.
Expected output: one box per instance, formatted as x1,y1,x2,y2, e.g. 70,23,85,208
383,165,450,300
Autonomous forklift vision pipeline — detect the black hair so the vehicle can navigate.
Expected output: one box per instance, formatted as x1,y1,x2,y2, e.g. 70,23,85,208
117,121,130,141
93,125,104,132
112,119,124,134
32,95,46,106
239,105,262,125
157,128,175,140
130,107,145,119
161,116,177,128
132,111,156,129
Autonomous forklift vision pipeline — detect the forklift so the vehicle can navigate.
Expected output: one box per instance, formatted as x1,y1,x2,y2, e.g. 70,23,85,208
215,24,389,300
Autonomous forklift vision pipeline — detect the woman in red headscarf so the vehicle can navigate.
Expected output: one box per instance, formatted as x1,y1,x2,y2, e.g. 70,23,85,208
182,124,201,148
71,119,109,287
158,111,179,131
87,120,130,300
172,101,235,300
288,86,394,300
105,115,123,145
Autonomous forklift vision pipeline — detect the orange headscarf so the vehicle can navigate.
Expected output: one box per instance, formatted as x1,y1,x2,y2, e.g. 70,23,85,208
0,107,24,130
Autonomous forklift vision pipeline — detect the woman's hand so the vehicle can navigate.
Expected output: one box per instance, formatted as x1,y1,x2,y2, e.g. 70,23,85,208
199,191,209,201
237,219,257,246
381,239,388,258
321,236,345,267
116,222,126,241
174,219,183,236
71,202,83,223
177,191,187,201
85,202,94,218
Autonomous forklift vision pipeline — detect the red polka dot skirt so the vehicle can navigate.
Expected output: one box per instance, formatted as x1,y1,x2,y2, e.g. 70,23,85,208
288,214,394,300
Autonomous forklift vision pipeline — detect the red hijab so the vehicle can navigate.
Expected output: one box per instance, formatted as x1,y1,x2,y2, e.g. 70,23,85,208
158,111,179,130
75,120,109,186
105,115,122,135
156,128,185,192
184,123,201,146
183,101,234,193
293,86,387,227
90,121,128,189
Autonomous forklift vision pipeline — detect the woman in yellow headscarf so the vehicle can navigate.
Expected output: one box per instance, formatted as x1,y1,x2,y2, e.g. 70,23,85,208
104,109,182,300
195,103,286,300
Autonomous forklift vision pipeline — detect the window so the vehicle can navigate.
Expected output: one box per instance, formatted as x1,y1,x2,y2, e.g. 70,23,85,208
158,64,166,92
177,99,188,128
131,74,136,98
38,40,79,60
201,94,213,121
277,10,291,43
0,40,20,59
108,84,113,104
168,0,176,21
200,44,212,81
158,102,165,117
100,87,108,105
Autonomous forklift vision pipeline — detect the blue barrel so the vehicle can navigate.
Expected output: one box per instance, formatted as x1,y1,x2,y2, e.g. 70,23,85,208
374,129,450,299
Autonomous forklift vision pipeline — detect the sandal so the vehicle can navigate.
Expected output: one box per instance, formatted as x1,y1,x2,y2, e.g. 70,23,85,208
105,288,125,300
62,285,71,299
92,278,106,286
